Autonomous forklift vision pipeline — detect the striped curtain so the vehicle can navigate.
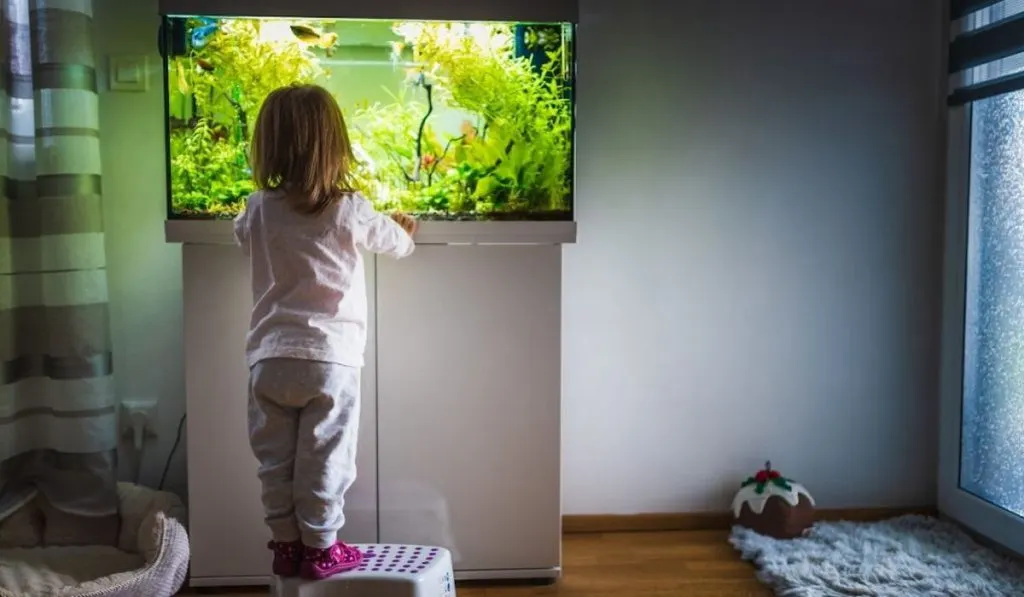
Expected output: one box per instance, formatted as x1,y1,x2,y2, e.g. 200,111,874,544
0,0,117,521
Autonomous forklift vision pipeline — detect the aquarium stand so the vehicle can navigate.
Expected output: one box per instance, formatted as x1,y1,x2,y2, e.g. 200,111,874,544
165,219,577,246
170,215,566,586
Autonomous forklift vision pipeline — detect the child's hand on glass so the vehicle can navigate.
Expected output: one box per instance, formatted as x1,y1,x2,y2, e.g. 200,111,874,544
390,212,418,237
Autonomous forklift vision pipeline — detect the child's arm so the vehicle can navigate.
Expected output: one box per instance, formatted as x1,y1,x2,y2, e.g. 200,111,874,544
354,195,416,258
233,207,250,256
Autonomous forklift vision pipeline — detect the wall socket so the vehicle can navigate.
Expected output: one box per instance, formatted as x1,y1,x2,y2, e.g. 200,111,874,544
120,399,159,451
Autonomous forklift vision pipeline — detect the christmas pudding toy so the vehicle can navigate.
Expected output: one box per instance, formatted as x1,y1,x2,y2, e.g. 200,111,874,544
731,462,815,539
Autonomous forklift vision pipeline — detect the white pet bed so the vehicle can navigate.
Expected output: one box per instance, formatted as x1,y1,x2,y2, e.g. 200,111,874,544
0,483,189,597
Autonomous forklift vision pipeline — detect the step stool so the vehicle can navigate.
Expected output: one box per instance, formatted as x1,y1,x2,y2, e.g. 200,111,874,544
271,544,456,597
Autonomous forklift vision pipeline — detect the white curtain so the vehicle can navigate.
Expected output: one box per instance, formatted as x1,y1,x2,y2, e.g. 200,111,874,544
0,0,117,522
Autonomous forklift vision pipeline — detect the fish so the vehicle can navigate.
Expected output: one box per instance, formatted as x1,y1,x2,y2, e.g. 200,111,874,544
290,25,339,56
190,22,218,49
390,41,405,62
194,58,215,73
289,24,321,43
320,32,339,57
404,69,429,88
460,120,477,142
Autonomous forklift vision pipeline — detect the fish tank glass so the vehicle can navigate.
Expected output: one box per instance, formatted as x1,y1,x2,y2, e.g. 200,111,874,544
161,16,575,221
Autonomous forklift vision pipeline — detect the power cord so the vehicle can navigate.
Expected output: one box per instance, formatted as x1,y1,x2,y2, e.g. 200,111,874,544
133,444,145,485
158,414,187,490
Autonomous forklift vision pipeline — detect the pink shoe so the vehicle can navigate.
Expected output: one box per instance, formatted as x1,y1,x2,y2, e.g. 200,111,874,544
300,542,364,580
268,540,303,577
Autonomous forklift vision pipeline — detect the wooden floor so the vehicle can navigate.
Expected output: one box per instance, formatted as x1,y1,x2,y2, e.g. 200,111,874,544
181,530,771,596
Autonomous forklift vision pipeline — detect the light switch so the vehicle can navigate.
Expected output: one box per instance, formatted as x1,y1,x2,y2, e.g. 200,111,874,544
109,55,148,92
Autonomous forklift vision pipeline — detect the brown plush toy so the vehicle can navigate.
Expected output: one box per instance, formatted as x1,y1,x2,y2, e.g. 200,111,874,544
732,461,816,539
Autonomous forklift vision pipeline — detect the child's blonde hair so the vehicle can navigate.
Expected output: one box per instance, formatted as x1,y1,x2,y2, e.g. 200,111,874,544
250,84,355,214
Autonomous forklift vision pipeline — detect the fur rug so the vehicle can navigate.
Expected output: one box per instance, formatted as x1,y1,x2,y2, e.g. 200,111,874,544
730,515,1024,596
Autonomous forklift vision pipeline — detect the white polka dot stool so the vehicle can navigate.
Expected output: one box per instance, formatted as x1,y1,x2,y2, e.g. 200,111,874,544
271,544,456,597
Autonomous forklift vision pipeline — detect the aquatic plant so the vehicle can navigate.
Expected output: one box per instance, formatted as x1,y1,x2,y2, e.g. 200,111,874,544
166,18,574,220
185,19,324,134
347,22,573,218
169,120,254,216
168,18,324,216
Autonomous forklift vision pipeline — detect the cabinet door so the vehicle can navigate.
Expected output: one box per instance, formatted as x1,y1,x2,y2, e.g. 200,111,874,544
184,247,378,584
375,245,562,574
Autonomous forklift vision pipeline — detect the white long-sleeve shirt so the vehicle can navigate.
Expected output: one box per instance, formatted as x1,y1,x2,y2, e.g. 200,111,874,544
233,190,415,368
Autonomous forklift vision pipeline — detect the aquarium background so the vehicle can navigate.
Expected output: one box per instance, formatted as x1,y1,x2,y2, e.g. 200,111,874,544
161,17,576,221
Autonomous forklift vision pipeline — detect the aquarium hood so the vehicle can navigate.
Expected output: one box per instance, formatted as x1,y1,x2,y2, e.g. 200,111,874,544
158,0,578,23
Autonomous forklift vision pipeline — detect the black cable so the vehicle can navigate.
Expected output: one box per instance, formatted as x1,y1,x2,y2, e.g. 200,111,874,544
158,414,187,491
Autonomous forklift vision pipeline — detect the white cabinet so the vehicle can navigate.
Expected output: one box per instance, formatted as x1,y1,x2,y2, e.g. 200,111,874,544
182,245,378,586
179,237,563,586
375,246,562,578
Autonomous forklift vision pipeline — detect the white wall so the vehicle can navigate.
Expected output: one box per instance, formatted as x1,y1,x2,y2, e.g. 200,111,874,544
93,0,946,512
562,0,946,513
96,0,187,494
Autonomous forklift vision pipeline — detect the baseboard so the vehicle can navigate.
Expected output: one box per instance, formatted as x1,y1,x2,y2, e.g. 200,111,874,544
562,506,938,534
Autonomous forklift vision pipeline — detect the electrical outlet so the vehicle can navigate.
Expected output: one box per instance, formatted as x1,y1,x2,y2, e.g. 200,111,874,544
120,399,159,450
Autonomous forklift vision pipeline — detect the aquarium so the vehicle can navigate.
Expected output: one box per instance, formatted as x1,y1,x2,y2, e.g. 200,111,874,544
161,16,575,221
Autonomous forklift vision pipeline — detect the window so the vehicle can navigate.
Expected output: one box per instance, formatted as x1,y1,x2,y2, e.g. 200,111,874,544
960,88,1024,517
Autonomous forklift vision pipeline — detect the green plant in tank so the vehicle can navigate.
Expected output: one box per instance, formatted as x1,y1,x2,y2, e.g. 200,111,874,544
344,22,572,219
168,18,324,217
186,19,324,135
347,86,450,213
386,22,573,215
169,120,254,216
167,18,573,220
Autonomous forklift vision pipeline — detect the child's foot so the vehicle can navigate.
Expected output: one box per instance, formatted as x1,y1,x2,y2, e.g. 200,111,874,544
300,542,363,580
268,540,303,577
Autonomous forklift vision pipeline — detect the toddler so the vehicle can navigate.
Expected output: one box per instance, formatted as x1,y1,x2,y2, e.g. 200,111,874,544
232,84,417,581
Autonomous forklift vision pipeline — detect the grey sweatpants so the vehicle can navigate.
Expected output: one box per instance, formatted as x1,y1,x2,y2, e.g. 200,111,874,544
248,358,360,549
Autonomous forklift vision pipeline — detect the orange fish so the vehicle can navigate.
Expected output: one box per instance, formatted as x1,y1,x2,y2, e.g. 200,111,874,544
460,120,477,142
